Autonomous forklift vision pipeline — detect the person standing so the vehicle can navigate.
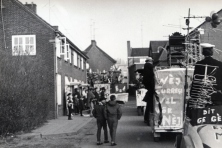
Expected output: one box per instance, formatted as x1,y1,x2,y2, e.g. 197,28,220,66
100,87,106,101
67,93,73,120
93,100,109,145
79,96,84,116
187,43,222,117
87,88,95,117
104,95,122,146
73,94,79,115
142,57,155,125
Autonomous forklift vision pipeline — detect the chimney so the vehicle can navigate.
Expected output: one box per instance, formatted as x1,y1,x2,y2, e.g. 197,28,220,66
25,2,37,13
127,41,132,57
91,40,96,46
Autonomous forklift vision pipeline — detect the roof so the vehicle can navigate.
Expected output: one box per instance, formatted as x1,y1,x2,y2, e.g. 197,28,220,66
150,41,168,53
131,48,149,56
84,42,116,63
13,0,88,59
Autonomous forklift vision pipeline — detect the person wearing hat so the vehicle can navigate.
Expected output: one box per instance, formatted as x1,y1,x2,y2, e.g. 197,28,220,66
187,43,222,117
142,56,155,125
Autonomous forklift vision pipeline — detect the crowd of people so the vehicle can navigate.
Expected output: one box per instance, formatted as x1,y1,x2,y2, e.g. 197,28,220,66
66,87,109,120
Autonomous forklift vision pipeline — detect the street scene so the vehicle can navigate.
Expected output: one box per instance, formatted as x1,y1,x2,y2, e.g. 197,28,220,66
1,0,222,148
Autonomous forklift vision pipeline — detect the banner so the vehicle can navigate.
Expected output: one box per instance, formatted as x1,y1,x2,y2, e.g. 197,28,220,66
154,68,194,128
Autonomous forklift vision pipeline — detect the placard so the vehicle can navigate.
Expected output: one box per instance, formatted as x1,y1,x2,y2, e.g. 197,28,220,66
154,68,194,128
190,106,222,125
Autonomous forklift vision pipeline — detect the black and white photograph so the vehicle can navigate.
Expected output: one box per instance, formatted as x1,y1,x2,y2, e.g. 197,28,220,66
1,0,222,147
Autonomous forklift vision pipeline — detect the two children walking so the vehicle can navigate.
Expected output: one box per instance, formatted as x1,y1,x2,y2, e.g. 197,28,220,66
93,95,122,146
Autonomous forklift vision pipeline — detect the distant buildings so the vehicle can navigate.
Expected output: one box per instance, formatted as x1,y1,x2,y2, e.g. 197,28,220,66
84,40,116,72
0,0,88,118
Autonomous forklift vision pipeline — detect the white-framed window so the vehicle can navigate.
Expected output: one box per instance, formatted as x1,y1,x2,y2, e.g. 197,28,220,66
65,44,71,62
56,74,62,105
73,51,78,66
55,36,61,58
78,55,81,68
81,57,84,70
12,35,36,56
60,37,66,56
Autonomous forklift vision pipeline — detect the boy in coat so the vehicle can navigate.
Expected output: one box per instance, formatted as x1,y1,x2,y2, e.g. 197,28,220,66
92,100,109,145
104,95,122,146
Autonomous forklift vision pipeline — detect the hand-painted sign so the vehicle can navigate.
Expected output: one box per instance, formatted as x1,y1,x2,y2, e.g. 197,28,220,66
154,68,194,128
190,106,222,125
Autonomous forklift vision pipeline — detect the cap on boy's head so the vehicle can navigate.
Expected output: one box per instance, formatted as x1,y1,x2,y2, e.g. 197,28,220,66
110,95,116,101
200,43,215,56
145,57,153,63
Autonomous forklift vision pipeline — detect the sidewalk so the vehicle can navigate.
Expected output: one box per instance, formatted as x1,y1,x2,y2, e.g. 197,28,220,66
18,114,94,140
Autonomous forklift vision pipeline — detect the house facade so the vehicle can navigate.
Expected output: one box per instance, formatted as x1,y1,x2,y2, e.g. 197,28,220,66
0,0,88,119
127,41,151,84
84,40,116,72
189,9,222,62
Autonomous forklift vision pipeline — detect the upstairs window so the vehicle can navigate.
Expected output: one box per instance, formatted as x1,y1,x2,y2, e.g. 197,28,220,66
12,35,36,56
81,57,84,70
55,36,61,57
73,51,78,66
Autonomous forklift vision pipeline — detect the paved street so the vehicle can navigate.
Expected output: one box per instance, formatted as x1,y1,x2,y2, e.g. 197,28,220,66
80,96,176,148
0,96,176,148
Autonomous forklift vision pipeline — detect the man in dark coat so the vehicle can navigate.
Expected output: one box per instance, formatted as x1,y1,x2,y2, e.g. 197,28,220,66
104,95,122,146
187,43,222,117
142,57,155,125
93,100,109,145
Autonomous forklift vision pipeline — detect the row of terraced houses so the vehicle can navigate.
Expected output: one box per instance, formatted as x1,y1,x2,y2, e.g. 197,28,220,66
0,0,117,119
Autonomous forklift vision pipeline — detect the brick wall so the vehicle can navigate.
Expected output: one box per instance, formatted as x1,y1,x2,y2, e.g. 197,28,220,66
199,10,222,61
57,55,87,116
0,0,56,119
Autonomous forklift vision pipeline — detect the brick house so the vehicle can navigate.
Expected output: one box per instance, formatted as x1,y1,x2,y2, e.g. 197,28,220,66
127,41,151,84
84,40,116,72
189,9,222,62
0,0,88,119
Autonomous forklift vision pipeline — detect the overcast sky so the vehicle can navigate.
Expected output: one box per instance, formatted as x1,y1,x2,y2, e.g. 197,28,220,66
20,0,222,62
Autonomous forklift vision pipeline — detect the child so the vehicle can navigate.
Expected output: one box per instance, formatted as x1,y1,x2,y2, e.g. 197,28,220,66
92,100,109,145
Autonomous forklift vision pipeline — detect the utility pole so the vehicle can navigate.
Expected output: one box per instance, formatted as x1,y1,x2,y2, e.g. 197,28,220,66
183,8,190,114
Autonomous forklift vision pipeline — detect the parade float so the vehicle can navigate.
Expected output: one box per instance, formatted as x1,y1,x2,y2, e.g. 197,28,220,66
87,65,128,103
174,11,222,148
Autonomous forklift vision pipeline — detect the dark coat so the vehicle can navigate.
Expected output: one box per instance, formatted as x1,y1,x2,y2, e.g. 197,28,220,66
142,62,155,103
190,56,222,105
94,91,100,102
100,91,106,101
93,104,106,120
104,101,122,120
87,91,95,102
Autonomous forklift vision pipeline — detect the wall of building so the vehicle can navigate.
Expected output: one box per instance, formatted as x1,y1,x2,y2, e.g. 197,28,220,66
56,54,87,116
199,14,222,61
0,0,57,119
